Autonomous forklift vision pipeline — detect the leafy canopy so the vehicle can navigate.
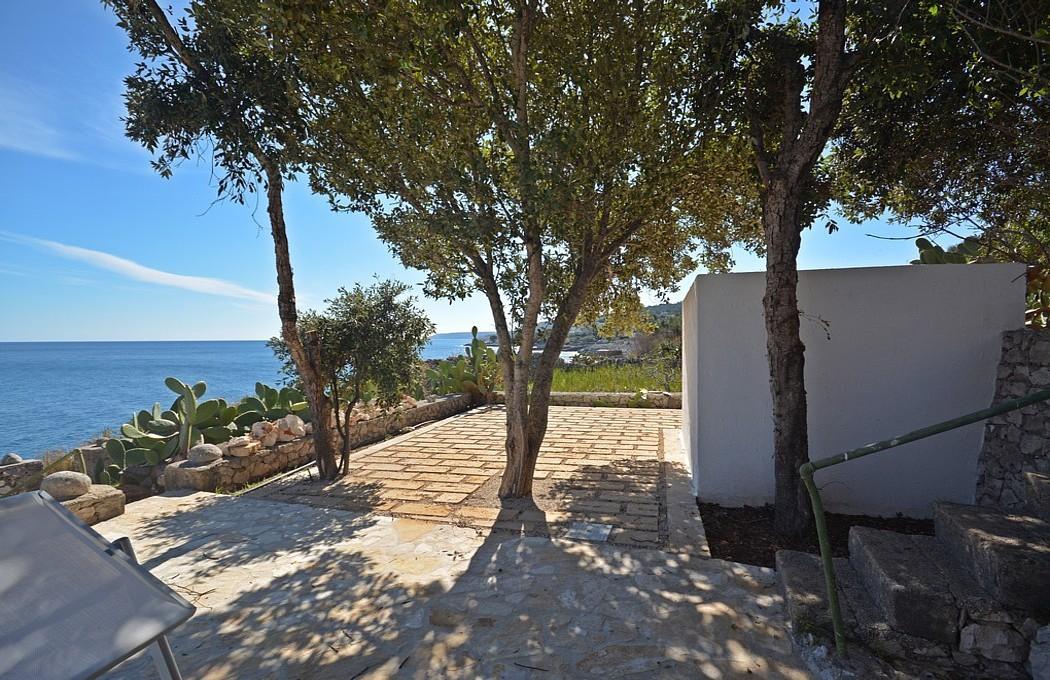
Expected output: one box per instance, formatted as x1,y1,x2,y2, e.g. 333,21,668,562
270,280,435,408
107,0,309,198
830,0,1049,260
273,0,762,335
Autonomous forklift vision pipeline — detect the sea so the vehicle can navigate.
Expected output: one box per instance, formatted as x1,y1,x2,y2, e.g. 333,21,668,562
0,333,486,459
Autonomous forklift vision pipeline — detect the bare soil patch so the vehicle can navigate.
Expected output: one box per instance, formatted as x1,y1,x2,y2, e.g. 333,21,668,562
697,502,934,568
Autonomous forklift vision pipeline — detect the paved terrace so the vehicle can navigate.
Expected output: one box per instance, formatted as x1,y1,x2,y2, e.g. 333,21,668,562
248,406,702,551
96,492,810,679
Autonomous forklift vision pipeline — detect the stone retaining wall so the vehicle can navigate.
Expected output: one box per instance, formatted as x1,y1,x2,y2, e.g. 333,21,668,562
489,391,681,409
164,393,474,492
0,460,44,497
343,393,476,448
976,329,1050,510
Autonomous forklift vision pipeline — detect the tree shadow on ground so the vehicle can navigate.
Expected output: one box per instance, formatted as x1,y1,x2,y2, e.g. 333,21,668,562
103,489,809,678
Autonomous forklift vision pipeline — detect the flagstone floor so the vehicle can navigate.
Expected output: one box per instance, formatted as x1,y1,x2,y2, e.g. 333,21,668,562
247,406,693,550
96,492,811,679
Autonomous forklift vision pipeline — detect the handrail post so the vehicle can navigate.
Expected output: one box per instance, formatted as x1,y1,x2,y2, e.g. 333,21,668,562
800,462,847,657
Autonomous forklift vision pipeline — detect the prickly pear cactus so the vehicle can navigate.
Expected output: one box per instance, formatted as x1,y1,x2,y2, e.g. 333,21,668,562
427,326,502,396
235,382,311,423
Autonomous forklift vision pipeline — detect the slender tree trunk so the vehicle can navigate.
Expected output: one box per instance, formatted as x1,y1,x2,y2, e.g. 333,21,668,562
762,179,813,538
264,166,338,479
134,0,340,479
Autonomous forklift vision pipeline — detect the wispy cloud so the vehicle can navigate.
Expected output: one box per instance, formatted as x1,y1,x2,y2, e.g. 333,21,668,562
1,232,274,304
0,77,81,161
0,74,150,173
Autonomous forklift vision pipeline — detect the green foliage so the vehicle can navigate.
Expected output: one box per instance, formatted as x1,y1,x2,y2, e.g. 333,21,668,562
831,1,1050,329
270,279,434,417
236,382,311,424
107,0,344,479
911,237,982,264
120,377,240,463
427,327,501,396
549,363,681,393
276,0,761,352
95,438,161,486
649,338,683,393
104,0,308,200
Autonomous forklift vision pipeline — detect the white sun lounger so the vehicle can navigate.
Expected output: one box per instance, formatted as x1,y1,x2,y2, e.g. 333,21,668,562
0,491,195,679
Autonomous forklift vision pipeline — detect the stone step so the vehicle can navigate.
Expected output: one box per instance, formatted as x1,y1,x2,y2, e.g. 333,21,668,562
847,527,958,643
1025,471,1050,519
934,501,1050,613
775,550,1029,678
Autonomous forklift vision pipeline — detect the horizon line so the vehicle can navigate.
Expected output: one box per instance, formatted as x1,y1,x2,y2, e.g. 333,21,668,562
0,331,498,343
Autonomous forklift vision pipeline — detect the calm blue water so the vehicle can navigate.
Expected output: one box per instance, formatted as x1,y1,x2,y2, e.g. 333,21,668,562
0,334,486,459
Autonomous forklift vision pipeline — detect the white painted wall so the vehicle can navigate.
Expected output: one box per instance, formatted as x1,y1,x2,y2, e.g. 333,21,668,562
682,263,1026,517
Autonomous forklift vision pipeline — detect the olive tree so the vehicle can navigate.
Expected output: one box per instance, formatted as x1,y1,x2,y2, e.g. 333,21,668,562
270,280,434,474
104,0,341,477
274,0,761,498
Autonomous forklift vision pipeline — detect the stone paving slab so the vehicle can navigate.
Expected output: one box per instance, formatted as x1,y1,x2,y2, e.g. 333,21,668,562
248,406,697,551
96,492,809,679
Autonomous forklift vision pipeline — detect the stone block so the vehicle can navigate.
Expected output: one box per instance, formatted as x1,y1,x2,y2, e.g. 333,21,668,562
959,622,1029,664
227,436,260,457
188,443,223,464
0,459,44,496
164,458,225,491
1030,625,1050,680
934,502,1050,611
775,549,838,637
1024,471,1050,519
848,527,958,643
61,484,125,525
40,471,92,501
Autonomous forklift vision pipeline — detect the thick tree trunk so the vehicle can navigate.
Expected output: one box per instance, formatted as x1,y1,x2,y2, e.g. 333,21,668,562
498,377,543,498
495,267,593,499
762,179,813,538
264,167,338,479
745,0,851,540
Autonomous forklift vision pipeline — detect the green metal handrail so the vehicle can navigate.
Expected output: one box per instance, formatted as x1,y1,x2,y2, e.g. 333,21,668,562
800,387,1050,656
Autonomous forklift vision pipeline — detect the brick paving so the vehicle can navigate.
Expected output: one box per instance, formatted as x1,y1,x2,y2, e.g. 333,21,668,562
249,405,688,549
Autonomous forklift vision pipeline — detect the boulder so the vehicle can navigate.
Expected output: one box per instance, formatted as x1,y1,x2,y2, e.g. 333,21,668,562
276,414,306,441
40,471,92,501
959,622,1029,664
1031,625,1050,680
1,453,23,466
251,420,279,447
188,443,223,465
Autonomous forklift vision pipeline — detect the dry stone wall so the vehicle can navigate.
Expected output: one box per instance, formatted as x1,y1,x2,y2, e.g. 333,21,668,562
164,393,474,492
0,460,44,497
976,329,1050,510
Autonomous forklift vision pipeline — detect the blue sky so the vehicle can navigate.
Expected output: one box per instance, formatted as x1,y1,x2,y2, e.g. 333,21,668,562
0,1,924,342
